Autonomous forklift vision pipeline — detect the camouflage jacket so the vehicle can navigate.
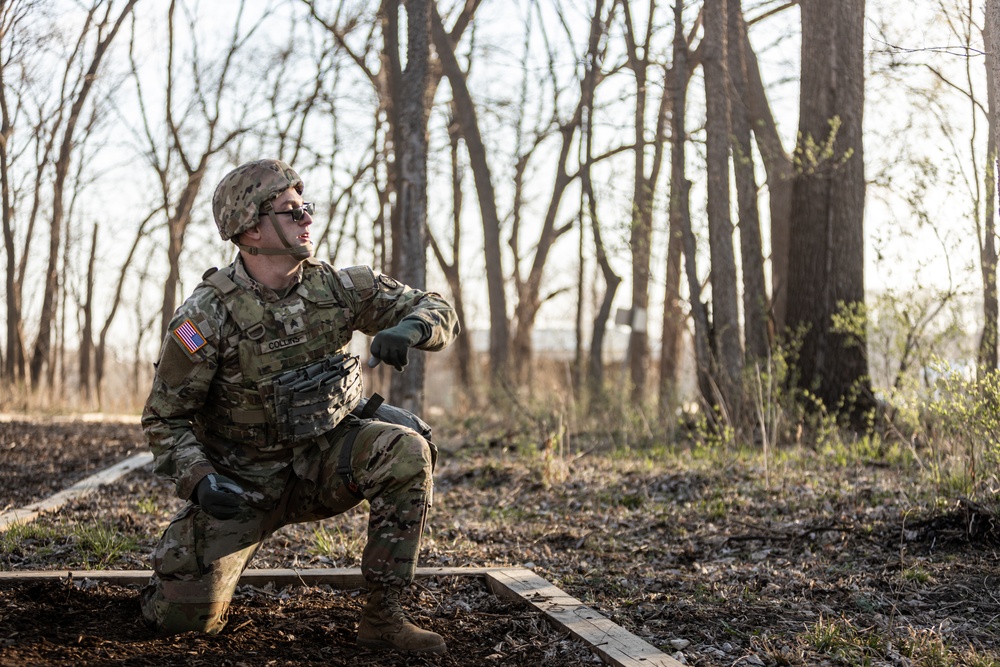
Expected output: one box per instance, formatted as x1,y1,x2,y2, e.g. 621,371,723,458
141,255,459,503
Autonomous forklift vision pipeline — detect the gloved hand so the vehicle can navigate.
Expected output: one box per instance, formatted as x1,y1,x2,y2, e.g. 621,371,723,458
369,319,428,371
193,473,245,520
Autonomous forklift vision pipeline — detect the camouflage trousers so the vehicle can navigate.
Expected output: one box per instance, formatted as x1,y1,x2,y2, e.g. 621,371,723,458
140,419,434,634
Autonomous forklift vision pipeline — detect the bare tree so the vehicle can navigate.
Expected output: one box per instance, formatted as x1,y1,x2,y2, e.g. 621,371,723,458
704,0,743,415
0,0,33,384
428,113,474,394
308,0,485,393
147,0,262,339
728,0,770,364
387,0,431,413
659,5,699,419
581,0,621,398
621,0,673,404
94,208,161,407
430,1,509,385
28,0,138,389
507,1,628,389
741,6,795,334
672,0,714,410
986,0,1000,371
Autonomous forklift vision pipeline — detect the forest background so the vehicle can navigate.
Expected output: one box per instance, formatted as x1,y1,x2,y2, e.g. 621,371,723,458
1,0,1000,469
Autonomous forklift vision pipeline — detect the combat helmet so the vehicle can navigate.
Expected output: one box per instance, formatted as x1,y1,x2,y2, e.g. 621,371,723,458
212,159,313,260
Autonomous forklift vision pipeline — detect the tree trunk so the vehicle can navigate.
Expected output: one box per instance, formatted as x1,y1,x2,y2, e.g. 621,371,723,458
738,22,793,333
583,172,621,399
0,39,23,383
659,45,687,418
96,210,157,408
622,0,653,404
703,0,743,414
728,2,770,364
581,0,621,399
427,112,474,395
80,223,98,401
673,0,713,408
389,0,430,414
430,3,509,385
787,0,872,422
982,0,1000,372
159,171,207,338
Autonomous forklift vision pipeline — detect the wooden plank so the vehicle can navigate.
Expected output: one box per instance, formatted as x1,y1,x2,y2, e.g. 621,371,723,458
485,568,681,667
0,566,504,587
0,452,154,532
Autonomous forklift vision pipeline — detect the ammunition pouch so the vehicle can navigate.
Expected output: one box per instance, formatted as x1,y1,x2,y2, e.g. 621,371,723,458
271,353,363,443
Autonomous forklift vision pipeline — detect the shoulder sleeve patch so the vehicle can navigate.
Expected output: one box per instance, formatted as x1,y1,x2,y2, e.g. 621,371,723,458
173,319,207,354
339,265,376,294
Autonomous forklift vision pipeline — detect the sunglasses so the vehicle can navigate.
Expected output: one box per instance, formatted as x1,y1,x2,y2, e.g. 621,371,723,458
266,202,315,222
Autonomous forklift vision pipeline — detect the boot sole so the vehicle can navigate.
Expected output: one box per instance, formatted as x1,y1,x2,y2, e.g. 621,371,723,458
357,638,447,654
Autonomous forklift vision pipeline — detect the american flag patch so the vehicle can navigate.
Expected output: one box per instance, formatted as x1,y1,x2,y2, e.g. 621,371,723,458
173,319,206,354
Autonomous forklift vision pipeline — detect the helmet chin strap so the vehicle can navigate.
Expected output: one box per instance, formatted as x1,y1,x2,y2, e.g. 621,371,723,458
236,207,313,261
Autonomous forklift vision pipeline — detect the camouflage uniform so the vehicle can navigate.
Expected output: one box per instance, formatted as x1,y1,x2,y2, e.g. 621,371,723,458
140,254,458,634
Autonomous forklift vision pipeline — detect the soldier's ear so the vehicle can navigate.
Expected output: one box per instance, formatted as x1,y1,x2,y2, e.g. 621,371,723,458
241,225,262,241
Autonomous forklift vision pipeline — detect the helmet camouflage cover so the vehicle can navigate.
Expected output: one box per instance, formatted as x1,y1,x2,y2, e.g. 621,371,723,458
212,159,303,240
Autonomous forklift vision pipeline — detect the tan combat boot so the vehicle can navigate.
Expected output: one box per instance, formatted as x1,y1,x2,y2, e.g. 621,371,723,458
357,584,447,654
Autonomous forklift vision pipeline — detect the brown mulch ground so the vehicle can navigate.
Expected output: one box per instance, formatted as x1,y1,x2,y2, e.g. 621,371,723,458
0,418,144,510
2,417,1000,666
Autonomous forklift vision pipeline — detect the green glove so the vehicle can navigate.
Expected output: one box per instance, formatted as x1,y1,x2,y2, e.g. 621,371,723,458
369,319,429,371
193,473,245,520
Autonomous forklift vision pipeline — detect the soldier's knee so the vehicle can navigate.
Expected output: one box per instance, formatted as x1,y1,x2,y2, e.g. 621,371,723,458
141,581,230,635
392,432,433,481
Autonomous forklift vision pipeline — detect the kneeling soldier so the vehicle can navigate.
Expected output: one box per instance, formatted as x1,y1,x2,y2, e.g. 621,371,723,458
140,159,459,654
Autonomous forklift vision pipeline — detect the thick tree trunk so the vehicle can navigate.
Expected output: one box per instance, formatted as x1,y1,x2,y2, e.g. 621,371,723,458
389,0,430,414
703,0,743,413
787,0,872,422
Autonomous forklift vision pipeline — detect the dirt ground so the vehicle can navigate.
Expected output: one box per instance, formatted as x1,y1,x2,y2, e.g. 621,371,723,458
1,417,1000,666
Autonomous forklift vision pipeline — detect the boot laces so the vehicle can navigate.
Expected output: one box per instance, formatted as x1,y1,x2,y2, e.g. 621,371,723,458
379,587,409,623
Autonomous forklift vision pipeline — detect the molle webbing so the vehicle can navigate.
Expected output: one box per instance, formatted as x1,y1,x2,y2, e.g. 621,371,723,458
205,270,266,339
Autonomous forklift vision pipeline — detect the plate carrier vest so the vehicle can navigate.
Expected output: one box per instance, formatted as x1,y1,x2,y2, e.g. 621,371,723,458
196,260,363,451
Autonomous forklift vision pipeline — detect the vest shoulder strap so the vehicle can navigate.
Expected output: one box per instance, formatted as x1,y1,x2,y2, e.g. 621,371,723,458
202,267,266,339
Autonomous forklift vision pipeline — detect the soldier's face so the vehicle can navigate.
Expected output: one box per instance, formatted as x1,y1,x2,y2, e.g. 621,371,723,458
247,187,313,250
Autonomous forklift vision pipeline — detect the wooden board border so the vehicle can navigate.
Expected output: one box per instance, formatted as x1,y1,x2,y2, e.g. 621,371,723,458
0,567,679,667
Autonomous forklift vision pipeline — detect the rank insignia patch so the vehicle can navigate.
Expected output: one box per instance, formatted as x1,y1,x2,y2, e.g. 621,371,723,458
173,319,206,354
